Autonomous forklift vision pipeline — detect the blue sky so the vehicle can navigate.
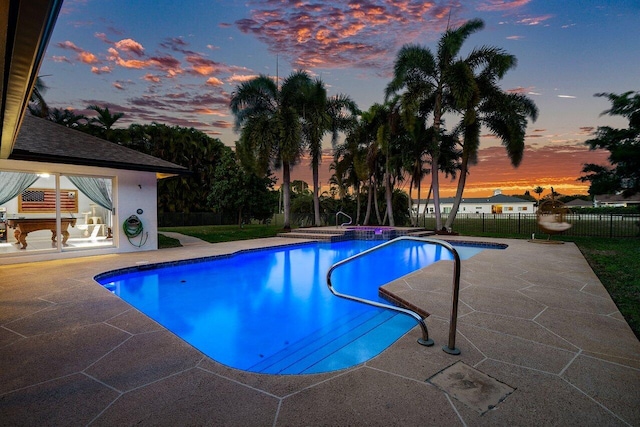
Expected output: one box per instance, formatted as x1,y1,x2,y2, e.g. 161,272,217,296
38,0,639,196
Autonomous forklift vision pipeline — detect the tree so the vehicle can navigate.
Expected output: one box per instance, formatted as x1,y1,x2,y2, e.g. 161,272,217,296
207,150,276,224
87,105,124,141
386,19,485,231
122,122,226,213
533,186,544,206
49,108,86,128
298,77,359,226
230,71,309,229
28,76,49,118
444,45,538,230
579,91,640,197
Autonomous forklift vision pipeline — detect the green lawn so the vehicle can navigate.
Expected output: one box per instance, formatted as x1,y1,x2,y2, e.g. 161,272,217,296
156,225,639,339
158,224,283,244
562,236,640,340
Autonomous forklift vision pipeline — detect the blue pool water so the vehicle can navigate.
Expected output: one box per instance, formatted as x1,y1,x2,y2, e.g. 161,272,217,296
97,239,486,374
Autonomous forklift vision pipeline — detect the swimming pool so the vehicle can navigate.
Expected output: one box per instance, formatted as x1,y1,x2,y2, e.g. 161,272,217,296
97,239,488,374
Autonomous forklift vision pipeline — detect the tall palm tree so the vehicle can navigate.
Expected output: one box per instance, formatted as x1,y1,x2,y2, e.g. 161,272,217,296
87,105,124,141
533,185,544,208
230,71,309,229
299,78,358,226
386,18,484,231
444,47,539,230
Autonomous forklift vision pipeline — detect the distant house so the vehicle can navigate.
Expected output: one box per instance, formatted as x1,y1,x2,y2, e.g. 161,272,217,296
564,198,593,209
413,189,536,215
594,194,640,208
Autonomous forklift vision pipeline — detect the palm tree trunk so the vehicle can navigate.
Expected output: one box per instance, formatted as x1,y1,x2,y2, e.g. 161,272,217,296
364,179,373,225
432,89,444,231
385,171,395,226
408,177,415,226
373,179,382,225
312,163,321,226
416,178,422,227
282,162,291,230
431,153,443,231
445,149,470,230
355,182,361,225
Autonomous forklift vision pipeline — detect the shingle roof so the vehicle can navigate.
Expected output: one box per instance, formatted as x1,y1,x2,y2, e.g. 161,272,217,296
595,194,640,204
10,115,189,176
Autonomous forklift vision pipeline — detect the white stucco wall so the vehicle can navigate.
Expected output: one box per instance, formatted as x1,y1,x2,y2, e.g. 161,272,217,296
413,200,535,215
0,159,159,264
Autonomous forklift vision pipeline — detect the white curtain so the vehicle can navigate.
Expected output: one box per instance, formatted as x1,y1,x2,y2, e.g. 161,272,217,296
0,171,39,205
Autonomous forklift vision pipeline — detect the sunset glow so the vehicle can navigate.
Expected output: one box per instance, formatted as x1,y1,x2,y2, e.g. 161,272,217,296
39,0,638,198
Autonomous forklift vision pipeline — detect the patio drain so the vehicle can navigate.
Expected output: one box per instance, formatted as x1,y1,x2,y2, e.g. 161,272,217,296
427,361,515,414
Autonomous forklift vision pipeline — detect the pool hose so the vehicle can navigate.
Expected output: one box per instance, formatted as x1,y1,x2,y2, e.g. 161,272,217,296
123,215,148,247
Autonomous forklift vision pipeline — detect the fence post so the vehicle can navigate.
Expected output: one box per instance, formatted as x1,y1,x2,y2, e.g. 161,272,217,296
482,213,485,232
610,214,614,238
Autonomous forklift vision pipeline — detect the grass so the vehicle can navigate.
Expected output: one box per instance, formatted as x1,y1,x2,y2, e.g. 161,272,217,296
157,224,639,339
158,224,283,244
562,236,640,340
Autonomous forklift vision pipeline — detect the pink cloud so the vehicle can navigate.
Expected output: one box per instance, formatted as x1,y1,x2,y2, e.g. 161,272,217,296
142,73,162,83
56,40,83,52
476,0,531,12
516,15,553,25
235,1,467,70
227,74,260,84
114,38,145,56
52,55,72,63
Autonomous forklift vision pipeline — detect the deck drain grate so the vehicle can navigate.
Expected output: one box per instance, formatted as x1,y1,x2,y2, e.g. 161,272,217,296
427,361,515,414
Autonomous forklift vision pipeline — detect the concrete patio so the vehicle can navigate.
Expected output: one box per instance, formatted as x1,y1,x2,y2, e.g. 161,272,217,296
0,235,638,426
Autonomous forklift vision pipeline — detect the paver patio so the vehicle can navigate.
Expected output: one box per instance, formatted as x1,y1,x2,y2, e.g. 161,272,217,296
1,236,638,426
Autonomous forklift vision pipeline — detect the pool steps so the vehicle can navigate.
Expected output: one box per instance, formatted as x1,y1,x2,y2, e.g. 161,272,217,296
278,227,434,242
248,308,414,374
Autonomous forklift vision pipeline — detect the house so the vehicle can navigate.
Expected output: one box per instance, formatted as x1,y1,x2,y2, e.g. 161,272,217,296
0,3,187,264
594,194,640,208
412,189,536,215
564,198,594,209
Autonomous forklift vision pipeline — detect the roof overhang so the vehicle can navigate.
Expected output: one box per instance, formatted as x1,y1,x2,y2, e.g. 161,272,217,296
1,0,64,160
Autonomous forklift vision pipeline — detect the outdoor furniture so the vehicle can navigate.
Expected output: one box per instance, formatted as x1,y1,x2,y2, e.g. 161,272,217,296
7,218,76,249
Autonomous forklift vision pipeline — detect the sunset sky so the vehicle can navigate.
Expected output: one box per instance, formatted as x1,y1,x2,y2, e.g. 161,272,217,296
38,0,638,198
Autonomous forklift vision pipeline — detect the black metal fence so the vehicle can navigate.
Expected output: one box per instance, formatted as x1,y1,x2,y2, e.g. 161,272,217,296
421,213,640,238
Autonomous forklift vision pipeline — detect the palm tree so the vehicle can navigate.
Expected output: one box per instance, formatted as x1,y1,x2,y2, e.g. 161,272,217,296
230,71,309,229
299,78,359,226
28,76,49,117
444,47,539,230
533,185,545,209
386,18,485,231
49,108,86,128
87,105,124,141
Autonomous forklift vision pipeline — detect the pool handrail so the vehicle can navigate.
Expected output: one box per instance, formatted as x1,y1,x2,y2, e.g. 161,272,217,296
326,236,462,354
335,211,352,227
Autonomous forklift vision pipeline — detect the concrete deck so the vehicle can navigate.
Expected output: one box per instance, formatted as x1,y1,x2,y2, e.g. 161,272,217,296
1,236,639,426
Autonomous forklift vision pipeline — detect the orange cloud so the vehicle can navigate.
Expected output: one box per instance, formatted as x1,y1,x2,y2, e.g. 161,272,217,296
78,51,99,64
91,65,111,74
206,77,224,86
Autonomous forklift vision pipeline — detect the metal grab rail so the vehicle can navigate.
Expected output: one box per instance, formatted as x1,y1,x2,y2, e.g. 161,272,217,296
335,211,353,227
326,236,462,354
